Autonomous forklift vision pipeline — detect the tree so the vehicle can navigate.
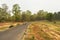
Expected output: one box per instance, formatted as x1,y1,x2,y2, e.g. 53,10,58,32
0,8,3,22
0,4,10,22
21,10,31,21
36,10,42,20
21,11,26,21
2,4,8,12
25,10,31,21
6,11,11,21
57,12,60,20
53,12,57,20
46,13,53,21
12,4,21,22
36,10,47,20
30,14,37,21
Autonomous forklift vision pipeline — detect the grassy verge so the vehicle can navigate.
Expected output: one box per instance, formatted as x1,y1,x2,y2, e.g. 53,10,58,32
0,22,23,31
24,21,60,40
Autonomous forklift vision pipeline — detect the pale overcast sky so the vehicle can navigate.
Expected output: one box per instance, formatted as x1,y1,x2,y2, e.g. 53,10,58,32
0,0,60,13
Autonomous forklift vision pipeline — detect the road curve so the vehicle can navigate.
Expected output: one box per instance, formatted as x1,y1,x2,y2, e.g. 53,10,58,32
0,22,30,40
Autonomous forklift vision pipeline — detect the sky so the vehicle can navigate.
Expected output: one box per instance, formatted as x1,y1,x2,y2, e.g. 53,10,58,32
0,0,60,13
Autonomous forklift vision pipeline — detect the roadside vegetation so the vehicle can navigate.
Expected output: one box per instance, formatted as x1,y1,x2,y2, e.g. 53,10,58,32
0,4,60,22
0,22,23,31
23,21,60,40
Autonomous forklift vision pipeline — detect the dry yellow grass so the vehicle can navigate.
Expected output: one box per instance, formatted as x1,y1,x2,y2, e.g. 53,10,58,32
24,21,60,40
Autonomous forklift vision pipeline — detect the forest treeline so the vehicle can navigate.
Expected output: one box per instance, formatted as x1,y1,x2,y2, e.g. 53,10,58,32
0,4,60,22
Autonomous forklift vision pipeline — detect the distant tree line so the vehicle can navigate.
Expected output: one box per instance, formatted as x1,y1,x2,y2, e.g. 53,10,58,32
0,4,60,22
